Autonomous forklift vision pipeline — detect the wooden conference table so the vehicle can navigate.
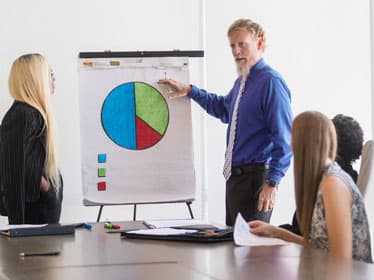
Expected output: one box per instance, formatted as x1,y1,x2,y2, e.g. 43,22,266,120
0,221,373,279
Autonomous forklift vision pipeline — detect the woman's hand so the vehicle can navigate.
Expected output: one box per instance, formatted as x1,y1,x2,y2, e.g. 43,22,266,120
248,220,278,238
249,220,305,244
40,176,50,192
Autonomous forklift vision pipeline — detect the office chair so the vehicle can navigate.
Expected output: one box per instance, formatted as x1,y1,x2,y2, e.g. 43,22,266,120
357,140,373,197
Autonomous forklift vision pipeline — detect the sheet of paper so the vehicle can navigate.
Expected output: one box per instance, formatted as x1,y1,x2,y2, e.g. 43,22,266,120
0,224,47,231
234,213,288,246
127,228,197,236
143,219,208,229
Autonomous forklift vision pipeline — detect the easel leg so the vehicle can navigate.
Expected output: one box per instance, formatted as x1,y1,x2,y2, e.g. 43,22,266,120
186,201,194,219
97,205,104,222
133,204,137,221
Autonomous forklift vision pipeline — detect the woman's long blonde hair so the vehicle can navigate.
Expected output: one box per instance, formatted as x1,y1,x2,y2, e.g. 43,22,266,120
292,111,336,241
8,53,60,189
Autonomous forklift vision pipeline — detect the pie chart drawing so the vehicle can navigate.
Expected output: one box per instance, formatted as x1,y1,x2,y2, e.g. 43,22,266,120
101,82,169,150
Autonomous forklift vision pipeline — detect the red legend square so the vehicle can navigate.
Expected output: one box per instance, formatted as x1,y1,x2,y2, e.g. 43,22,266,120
97,182,106,191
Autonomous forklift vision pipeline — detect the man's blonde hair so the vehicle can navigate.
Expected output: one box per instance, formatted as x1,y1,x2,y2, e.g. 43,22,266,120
8,53,60,189
227,18,267,51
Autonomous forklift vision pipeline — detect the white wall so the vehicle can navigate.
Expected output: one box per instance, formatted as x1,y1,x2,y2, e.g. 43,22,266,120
0,0,205,223
0,0,372,227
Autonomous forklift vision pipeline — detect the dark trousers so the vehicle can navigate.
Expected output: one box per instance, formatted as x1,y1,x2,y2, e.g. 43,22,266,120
225,163,272,226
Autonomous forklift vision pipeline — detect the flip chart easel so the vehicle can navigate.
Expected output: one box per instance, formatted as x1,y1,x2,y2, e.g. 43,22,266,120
83,199,194,222
78,50,204,221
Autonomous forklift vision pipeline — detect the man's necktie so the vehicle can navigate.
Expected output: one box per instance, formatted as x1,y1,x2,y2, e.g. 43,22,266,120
223,76,247,181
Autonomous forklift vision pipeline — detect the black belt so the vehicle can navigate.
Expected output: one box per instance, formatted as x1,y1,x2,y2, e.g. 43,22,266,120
231,163,267,176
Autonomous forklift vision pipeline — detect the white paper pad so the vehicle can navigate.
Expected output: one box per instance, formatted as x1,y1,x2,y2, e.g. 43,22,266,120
143,219,208,229
127,228,197,236
0,224,47,231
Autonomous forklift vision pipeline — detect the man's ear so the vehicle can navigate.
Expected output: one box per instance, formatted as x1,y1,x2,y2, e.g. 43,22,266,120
257,37,264,51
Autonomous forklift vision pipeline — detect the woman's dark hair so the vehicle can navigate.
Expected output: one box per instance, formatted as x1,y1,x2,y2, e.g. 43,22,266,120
332,114,364,164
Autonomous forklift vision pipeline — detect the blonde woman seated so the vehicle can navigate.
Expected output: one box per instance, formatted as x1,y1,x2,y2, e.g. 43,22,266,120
249,111,372,263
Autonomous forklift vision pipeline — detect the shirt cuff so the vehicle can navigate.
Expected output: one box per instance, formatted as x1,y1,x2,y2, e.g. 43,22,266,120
187,84,199,98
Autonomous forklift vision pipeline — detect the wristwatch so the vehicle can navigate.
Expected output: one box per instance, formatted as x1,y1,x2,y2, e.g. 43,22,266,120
265,179,278,188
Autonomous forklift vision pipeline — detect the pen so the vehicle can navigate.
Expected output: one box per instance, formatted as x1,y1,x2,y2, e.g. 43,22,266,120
84,223,93,230
104,222,120,229
19,251,60,257
104,222,113,229
74,222,93,231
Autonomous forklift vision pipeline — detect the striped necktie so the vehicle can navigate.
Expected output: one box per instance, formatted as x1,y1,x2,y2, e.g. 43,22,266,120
223,76,247,180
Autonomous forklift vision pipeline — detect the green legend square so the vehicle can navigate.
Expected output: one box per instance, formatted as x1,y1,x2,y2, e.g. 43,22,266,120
98,168,106,177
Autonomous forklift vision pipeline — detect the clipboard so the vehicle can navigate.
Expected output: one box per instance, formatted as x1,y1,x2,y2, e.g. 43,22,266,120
121,228,233,243
0,224,75,238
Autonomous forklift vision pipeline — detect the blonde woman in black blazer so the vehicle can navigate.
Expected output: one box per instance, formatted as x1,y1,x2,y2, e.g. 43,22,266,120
0,53,63,224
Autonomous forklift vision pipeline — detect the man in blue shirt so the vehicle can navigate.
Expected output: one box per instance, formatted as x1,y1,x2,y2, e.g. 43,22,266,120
159,18,293,226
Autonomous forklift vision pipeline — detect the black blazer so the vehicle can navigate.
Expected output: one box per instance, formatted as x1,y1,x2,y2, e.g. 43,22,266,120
0,101,63,224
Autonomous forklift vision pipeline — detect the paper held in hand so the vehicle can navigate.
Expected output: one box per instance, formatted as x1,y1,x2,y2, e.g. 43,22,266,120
234,213,288,246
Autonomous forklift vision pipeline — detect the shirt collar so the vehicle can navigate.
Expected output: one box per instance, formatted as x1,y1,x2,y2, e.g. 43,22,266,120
249,58,266,76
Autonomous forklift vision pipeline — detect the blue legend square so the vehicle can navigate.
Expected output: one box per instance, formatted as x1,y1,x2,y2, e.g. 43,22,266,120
98,154,107,163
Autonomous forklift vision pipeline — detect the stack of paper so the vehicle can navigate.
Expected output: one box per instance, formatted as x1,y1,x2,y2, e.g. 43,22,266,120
143,219,209,229
126,228,197,236
0,224,47,231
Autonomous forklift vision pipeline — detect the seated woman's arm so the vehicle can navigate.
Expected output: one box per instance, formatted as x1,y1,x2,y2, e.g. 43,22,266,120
249,220,304,245
320,175,353,259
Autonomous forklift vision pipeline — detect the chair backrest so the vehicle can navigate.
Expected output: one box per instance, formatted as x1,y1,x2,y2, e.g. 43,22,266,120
357,140,373,197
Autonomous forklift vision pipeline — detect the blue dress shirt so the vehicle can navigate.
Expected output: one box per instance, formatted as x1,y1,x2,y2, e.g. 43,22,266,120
188,59,293,184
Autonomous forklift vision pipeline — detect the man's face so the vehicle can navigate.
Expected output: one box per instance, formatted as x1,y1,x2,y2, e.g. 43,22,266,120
229,28,263,75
